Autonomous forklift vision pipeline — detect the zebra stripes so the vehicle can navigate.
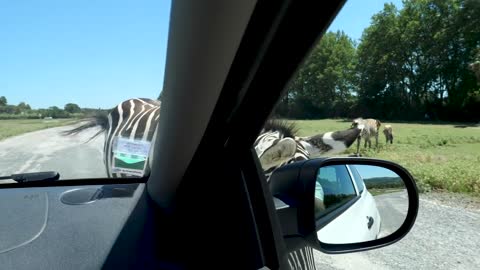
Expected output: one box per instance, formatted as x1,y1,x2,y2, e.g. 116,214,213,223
254,121,318,270
104,98,161,178
287,247,317,270
254,119,362,181
255,120,363,270
63,98,161,178
254,130,310,180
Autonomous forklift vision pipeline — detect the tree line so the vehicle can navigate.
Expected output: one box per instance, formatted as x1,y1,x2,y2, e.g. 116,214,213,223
0,96,104,120
274,0,480,122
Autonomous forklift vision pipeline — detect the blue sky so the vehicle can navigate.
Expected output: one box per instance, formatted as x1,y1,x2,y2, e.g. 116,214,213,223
1,0,171,109
354,165,399,179
1,0,402,109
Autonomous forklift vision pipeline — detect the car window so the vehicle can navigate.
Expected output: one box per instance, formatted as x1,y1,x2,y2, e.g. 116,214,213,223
314,165,357,219
348,165,365,194
259,0,480,269
0,1,171,181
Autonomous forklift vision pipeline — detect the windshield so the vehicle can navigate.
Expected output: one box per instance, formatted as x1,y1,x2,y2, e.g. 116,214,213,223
0,1,171,181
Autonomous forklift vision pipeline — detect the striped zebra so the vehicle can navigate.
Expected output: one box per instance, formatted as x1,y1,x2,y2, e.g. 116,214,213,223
255,119,363,180
63,98,161,178
255,120,362,270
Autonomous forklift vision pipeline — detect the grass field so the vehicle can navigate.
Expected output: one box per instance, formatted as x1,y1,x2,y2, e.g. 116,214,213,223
0,119,78,141
293,119,480,195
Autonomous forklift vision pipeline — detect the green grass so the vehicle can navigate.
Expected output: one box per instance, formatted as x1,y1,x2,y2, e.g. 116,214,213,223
0,119,79,141
292,119,480,196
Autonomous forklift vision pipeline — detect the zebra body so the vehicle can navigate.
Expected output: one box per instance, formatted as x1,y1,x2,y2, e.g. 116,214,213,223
65,98,161,178
383,124,393,144
255,120,362,270
351,117,381,154
105,98,161,178
255,119,362,180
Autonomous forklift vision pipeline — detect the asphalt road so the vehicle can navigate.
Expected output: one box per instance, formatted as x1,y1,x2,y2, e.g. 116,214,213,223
1,126,479,269
374,191,409,238
0,124,107,181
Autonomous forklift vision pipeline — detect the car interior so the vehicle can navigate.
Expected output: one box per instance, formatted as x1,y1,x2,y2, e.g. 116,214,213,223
0,1,420,269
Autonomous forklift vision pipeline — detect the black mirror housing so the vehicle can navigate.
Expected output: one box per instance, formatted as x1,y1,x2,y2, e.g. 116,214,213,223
269,157,419,254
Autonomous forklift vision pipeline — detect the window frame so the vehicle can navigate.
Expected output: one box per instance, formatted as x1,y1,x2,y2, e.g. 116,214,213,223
346,164,365,195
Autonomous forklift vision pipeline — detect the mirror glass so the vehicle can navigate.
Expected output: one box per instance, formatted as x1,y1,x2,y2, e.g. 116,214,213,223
314,164,408,244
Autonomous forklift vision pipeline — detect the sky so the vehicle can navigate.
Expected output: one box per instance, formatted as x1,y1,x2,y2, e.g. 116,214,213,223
327,0,404,42
354,165,399,179
1,0,403,110
0,0,171,109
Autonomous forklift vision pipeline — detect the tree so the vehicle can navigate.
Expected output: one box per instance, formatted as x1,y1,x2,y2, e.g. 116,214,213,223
356,0,480,121
0,96,7,106
278,31,357,118
46,106,68,118
17,102,31,112
64,103,81,114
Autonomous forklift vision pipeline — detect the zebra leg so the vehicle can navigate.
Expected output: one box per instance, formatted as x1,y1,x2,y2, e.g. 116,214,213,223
356,137,361,154
287,247,317,270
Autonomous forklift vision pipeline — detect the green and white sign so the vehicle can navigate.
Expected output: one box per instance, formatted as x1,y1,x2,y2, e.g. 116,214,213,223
112,137,152,177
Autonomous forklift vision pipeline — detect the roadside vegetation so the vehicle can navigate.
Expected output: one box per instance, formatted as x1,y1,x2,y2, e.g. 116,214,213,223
0,119,79,141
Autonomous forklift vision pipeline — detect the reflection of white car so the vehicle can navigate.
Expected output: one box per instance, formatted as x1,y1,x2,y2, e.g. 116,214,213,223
315,164,381,244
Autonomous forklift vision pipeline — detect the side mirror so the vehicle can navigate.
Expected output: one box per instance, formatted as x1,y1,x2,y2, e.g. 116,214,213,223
269,157,419,254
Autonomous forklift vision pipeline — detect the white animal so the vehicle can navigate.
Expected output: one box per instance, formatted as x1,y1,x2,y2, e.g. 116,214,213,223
351,117,382,154
383,124,393,144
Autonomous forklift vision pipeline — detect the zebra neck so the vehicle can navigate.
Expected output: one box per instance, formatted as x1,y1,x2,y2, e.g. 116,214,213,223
298,132,348,157
297,138,322,157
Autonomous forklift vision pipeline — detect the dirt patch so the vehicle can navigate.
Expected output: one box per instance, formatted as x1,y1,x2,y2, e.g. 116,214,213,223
420,191,480,212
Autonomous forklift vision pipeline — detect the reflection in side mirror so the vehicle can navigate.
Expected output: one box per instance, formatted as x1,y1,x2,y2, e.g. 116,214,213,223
314,165,407,245
269,157,419,254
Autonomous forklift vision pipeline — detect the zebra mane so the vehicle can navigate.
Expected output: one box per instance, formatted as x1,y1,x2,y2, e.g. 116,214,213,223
261,119,298,138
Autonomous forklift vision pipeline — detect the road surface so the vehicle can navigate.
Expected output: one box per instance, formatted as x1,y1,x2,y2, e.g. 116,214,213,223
374,191,409,238
1,125,479,269
313,191,480,269
0,124,106,181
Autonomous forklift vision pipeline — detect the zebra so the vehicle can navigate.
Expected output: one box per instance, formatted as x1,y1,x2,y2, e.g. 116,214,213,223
63,98,161,178
351,117,381,154
383,124,394,144
255,119,363,180
254,119,362,270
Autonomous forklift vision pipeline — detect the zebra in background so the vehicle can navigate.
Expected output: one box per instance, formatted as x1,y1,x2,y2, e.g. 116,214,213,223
351,117,381,154
63,98,161,178
383,124,394,144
